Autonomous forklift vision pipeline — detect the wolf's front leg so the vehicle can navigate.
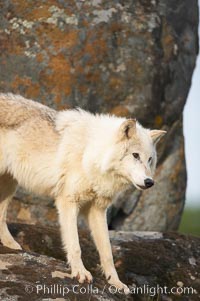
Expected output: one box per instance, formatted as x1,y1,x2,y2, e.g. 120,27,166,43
56,197,92,283
86,205,130,294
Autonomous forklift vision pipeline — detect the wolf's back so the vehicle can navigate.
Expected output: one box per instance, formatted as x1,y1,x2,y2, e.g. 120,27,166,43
0,93,56,129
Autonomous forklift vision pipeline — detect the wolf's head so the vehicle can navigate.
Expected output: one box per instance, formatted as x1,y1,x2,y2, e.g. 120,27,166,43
101,119,166,191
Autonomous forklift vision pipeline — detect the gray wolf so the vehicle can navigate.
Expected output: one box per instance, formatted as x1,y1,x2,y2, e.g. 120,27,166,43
0,93,166,293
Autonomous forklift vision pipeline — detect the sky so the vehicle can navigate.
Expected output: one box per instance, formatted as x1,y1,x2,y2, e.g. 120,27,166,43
183,2,200,207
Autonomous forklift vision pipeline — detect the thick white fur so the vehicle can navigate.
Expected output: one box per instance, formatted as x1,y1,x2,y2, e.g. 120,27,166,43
0,94,166,294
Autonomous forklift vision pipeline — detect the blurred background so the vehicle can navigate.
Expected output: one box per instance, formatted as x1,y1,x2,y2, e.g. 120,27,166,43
179,0,200,236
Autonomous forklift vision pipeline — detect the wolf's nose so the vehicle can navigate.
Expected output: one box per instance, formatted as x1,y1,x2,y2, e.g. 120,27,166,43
144,178,154,188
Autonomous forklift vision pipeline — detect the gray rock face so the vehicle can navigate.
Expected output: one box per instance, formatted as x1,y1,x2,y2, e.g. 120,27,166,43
0,0,199,230
0,224,199,301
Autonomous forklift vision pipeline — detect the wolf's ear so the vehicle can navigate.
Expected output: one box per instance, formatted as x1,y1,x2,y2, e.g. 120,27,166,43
150,130,166,144
119,119,136,140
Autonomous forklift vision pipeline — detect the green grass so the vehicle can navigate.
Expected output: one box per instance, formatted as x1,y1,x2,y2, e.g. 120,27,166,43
179,207,200,236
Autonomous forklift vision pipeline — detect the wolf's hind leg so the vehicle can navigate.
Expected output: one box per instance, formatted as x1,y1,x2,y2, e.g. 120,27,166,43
0,174,21,250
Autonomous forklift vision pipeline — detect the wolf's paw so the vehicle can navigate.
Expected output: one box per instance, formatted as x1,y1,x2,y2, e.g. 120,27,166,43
72,267,93,284
108,278,130,295
1,237,22,250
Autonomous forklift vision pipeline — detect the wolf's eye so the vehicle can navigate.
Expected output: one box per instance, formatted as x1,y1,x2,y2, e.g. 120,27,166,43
132,153,140,160
148,157,152,164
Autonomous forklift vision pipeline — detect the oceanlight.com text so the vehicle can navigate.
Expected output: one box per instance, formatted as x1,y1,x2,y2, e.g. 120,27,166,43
24,283,197,297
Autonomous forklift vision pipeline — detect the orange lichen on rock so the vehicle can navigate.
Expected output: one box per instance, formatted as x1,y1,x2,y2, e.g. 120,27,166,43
2,33,25,56
26,82,40,99
12,0,32,14
11,76,40,99
12,0,62,18
154,115,163,127
26,5,53,21
79,28,108,64
36,25,79,52
36,52,45,63
109,76,123,90
41,53,73,97
162,21,175,61
110,105,129,117
170,144,185,183
52,29,79,51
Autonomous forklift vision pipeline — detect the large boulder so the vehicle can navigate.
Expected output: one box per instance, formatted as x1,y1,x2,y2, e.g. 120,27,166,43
0,223,199,301
0,0,199,230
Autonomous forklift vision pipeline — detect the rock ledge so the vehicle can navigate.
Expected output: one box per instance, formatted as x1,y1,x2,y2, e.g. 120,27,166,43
0,223,199,301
